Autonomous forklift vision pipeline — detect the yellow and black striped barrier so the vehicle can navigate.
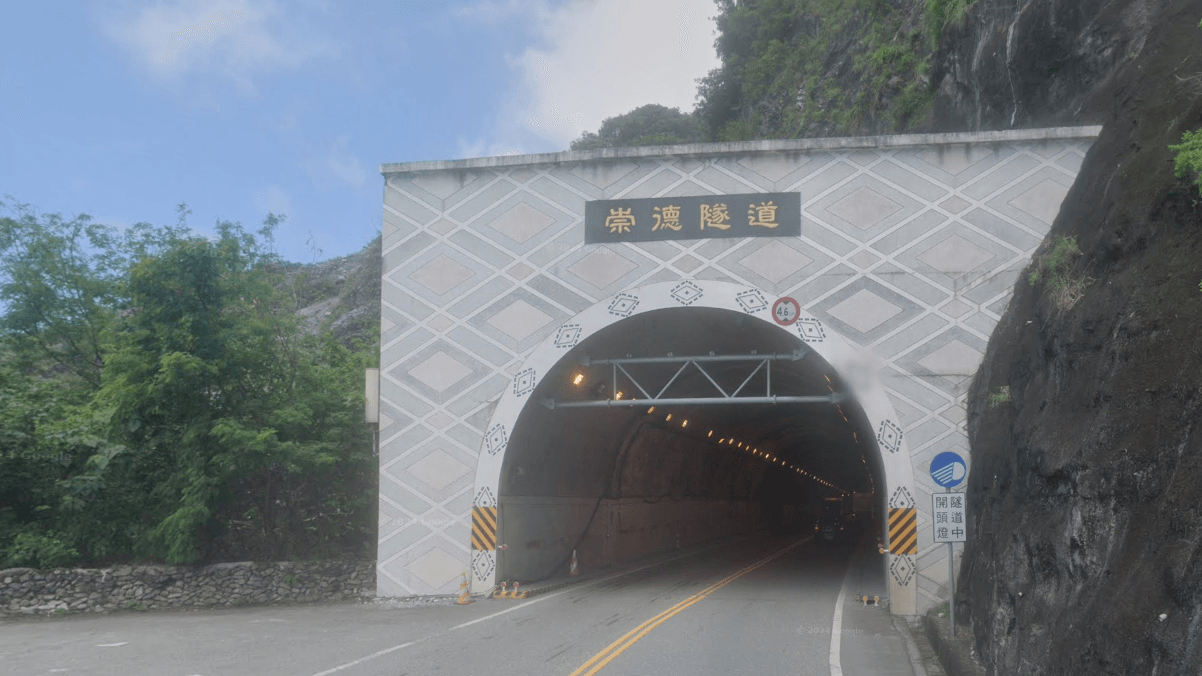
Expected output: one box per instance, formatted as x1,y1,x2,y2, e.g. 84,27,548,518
889,507,917,555
472,506,497,551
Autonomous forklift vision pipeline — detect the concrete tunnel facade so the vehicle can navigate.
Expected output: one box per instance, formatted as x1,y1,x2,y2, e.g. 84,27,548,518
375,127,1101,616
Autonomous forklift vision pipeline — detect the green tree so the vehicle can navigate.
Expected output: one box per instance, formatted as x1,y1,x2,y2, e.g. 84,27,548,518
2,203,376,567
570,104,705,150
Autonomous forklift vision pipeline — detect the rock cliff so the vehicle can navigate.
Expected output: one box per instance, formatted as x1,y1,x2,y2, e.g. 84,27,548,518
939,1,1202,673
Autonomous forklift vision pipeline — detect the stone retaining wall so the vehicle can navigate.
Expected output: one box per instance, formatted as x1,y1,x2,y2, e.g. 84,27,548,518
0,560,375,618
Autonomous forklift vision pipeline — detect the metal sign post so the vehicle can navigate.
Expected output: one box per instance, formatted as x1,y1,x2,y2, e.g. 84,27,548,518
930,452,967,638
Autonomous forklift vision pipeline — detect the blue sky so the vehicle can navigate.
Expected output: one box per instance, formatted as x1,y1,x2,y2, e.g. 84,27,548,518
1,0,720,264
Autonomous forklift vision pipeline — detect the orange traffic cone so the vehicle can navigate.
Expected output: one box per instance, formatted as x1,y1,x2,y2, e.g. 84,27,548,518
456,572,472,605
569,549,579,576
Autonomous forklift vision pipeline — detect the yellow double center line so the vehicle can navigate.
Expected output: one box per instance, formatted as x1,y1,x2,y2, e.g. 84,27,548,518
567,539,805,676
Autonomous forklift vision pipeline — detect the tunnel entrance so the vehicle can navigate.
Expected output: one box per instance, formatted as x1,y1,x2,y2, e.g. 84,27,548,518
468,280,917,613
494,305,885,584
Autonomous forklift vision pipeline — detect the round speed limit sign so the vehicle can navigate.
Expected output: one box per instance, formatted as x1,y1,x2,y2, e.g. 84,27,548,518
772,297,801,326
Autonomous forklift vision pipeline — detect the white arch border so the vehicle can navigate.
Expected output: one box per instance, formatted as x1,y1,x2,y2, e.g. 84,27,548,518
467,280,918,613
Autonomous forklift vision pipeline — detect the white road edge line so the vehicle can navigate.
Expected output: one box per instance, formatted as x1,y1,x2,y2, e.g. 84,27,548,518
307,537,741,676
308,642,417,676
450,539,735,631
829,541,864,676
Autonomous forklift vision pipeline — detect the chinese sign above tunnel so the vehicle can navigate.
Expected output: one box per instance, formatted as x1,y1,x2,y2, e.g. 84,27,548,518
584,192,801,243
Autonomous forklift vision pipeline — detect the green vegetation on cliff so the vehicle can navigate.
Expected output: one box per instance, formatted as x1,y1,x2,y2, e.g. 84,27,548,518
0,200,377,567
573,0,972,149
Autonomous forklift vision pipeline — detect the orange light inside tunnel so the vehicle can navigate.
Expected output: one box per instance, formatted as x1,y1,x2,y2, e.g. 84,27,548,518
681,420,688,427
708,430,713,437
665,413,673,421
648,406,655,414
573,373,584,385
615,391,624,400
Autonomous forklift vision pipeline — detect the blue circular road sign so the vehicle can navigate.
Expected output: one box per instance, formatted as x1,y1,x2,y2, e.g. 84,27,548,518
930,452,967,488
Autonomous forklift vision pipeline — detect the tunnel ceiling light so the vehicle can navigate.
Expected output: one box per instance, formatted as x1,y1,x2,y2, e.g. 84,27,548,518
719,438,725,443
824,374,832,383
648,406,655,414
681,419,688,427
853,432,858,443
708,430,713,437
738,442,743,448
615,391,624,400
573,373,584,385
665,413,673,421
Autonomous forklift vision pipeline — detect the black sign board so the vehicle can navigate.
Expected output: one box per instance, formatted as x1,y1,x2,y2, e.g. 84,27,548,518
584,192,801,244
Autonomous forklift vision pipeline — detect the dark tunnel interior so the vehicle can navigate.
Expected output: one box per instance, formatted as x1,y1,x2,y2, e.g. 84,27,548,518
495,307,885,583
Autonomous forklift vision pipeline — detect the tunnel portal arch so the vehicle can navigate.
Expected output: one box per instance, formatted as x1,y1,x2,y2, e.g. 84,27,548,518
469,280,919,613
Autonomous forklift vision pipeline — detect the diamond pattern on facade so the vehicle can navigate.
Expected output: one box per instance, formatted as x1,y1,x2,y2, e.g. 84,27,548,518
879,419,904,454
917,234,995,277
408,351,473,393
738,241,813,284
409,255,474,295
513,368,537,397
827,289,903,334
489,202,557,243
487,298,553,341
407,449,471,491
890,486,915,509
568,249,638,289
608,293,639,318
736,289,768,314
554,324,583,348
828,186,902,229
670,281,704,306
406,548,466,589
918,339,984,384
796,318,826,343
1008,178,1069,224
890,554,915,586
376,130,1097,610
473,551,495,580
919,145,993,175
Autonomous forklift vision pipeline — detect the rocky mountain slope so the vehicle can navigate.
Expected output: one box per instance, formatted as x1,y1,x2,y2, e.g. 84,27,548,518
284,235,381,349
943,1,1202,674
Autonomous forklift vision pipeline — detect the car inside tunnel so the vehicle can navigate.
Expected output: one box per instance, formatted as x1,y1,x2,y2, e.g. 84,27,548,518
495,307,887,584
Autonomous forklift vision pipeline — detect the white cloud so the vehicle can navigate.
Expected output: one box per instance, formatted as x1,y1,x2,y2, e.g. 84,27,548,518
100,0,338,92
304,135,367,189
255,184,293,217
461,0,721,152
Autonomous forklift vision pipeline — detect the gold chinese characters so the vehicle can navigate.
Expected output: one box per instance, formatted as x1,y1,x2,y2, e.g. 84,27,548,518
748,201,778,228
652,205,682,231
605,207,635,234
700,203,731,230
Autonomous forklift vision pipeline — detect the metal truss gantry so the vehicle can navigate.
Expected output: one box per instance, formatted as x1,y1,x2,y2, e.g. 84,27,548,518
542,349,844,409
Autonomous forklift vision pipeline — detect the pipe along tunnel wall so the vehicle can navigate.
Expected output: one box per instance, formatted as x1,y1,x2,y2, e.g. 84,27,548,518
492,307,883,584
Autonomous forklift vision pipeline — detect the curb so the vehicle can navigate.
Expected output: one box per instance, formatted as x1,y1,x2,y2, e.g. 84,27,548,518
923,611,986,676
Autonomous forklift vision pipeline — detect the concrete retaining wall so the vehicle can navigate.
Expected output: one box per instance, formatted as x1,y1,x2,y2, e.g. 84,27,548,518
0,560,375,618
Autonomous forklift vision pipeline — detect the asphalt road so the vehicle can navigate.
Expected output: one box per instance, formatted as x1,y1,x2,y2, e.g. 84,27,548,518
0,533,933,676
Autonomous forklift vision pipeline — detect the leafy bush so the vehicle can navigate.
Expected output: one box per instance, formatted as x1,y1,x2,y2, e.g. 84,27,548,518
1,201,377,566
3,531,79,568
1169,129,1202,198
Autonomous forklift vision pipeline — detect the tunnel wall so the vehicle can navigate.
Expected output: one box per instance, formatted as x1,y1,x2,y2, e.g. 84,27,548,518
377,128,1100,615
497,497,770,583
